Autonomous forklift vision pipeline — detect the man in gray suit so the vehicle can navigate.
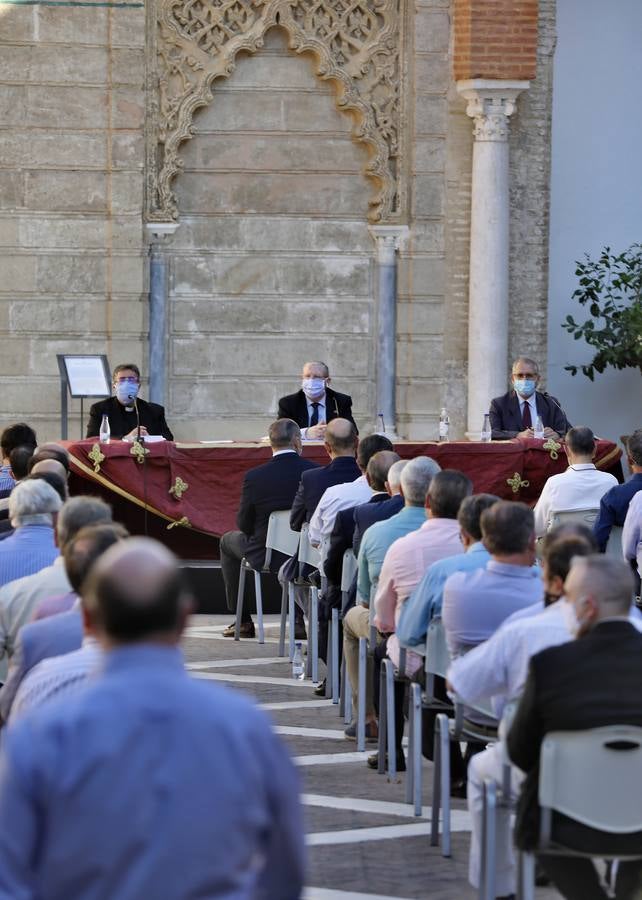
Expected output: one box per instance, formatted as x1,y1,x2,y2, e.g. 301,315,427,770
0,522,127,723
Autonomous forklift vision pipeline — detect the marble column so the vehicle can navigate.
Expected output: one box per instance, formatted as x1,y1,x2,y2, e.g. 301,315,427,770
368,225,409,438
456,79,529,435
144,222,179,406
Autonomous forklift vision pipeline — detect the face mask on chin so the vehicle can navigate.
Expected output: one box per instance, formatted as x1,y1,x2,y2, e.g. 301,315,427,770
513,378,536,398
301,377,326,401
115,382,139,405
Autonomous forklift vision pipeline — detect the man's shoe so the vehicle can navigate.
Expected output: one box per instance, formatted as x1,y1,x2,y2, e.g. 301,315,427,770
366,750,406,772
450,778,467,799
294,622,307,641
222,621,255,638
344,721,378,742
313,678,326,696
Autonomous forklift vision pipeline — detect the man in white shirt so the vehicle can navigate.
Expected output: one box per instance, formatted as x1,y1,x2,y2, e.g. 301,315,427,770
533,426,618,536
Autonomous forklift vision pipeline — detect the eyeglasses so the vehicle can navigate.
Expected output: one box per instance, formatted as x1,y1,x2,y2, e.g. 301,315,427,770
115,376,139,384
512,372,538,379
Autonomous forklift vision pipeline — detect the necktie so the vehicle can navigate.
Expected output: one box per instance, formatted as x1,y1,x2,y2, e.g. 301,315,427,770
310,402,320,427
522,401,532,429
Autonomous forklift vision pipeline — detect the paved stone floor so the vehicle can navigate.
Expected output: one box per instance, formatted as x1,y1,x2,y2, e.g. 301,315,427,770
183,614,561,900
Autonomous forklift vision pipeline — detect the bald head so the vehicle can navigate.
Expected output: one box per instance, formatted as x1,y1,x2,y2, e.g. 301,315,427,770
31,459,67,482
325,418,358,457
367,450,400,492
82,538,192,645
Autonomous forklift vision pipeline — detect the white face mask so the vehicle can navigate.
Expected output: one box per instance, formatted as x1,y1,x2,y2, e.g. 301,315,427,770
301,377,326,400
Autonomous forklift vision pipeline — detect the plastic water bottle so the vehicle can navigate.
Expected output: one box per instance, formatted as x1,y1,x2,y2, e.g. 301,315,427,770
99,414,111,444
438,407,449,442
534,414,545,440
292,642,305,681
481,414,492,443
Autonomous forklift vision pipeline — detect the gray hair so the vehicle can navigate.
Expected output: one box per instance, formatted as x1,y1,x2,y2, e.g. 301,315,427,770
387,459,408,492
511,356,540,376
56,496,113,549
268,419,300,449
400,456,441,506
569,555,635,614
9,479,62,528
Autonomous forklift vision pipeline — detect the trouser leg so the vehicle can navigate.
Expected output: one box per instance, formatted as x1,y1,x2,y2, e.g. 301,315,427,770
420,674,466,780
372,640,404,754
616,861,642,900
343,606,373,721
220,530,251,621
538,856,608,900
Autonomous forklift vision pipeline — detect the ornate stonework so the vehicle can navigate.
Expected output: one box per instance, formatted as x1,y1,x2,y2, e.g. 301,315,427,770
147,0,405,223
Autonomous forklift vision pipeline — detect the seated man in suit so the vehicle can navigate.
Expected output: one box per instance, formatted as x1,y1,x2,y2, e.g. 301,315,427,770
0,423,37,497
220,419,318,638
489,356,571,440
594,428,642,552
508,555,642,899
86,364,173,441
278,361,357,441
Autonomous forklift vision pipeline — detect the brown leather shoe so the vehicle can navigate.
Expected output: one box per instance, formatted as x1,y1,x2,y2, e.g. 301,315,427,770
222,621,255,638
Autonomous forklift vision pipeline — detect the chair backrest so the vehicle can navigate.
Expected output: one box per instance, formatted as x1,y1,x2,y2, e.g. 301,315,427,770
265,511,300,558
539,726,642,839
605,525,623,558
424,617,451,678
548,508,600,530
340,550,357,592
298,522,322,569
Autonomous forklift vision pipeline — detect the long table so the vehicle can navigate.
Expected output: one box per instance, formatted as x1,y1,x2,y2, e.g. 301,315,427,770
66,438,622,560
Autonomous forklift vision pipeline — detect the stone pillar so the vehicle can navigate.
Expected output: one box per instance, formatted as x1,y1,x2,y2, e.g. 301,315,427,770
368,225,409,438
144,222,179,406
456,79,529,435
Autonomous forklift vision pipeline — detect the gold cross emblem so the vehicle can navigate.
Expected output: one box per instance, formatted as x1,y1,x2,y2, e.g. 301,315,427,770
167,516,191,530
542,438,562,460
169,476,189,500
88,443,105,474
130,440,150,464
506,472,530,494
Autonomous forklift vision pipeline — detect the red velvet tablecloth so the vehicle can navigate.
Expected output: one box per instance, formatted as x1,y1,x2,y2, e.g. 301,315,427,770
65,438,622,559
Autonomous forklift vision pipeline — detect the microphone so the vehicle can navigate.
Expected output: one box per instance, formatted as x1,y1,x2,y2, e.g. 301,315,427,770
334,397,339,418
129,394,142,443
542,391,569,433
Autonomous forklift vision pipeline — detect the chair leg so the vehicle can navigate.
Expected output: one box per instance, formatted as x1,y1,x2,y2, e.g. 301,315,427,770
357,637,367,752
517,851,536,900
278,581,288,657
288,583,295,660
411,683,422,816
378,662,387,775
440,714,451,857
331,609,340,705
482,779,497,900
384,660,396,780
430,716,442,846
406,688,414,805
253,571,264,644
234,562,247,641
310,588,319,684
341,656,352,724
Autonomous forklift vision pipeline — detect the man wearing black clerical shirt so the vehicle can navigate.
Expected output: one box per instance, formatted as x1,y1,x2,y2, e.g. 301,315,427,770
86,364,173,441
489,356,571,440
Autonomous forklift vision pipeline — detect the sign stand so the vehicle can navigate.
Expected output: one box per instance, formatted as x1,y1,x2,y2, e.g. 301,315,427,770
57,354,111,440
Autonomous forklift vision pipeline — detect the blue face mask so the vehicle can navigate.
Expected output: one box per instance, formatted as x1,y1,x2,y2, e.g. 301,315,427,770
513,378,536,398
115,380,139,405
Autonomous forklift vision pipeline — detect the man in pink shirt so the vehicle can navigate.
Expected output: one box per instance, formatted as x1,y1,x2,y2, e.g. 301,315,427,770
370,469,472,769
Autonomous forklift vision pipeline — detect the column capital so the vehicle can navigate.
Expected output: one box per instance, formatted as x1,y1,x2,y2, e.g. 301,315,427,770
456,79,530,141
145,221,180,249
368,225,409,265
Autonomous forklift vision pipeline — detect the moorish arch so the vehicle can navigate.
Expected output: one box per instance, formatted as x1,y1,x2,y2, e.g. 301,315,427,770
147,0,407,224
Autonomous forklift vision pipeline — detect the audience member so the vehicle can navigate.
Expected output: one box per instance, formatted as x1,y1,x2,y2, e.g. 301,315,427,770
0,423,37,495
353,457,406,556
594,429,642,552
0,445,32,507
220,419,318,639
10,523,129,721
27,470,68,503
508,556,642,899
0,496,113,677
308,433,393,546
343,457,438,741
442,501,542,659
533,426,618,536
448,534,596,898
278,360,357,440
0,480,62,587
27,443,70,478
623,488,642,593
0,538,305,898
0,522,127,724
489,356,570,440
289,418,360,531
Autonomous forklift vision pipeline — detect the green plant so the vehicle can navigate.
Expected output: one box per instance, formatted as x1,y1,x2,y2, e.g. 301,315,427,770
562,243,642,380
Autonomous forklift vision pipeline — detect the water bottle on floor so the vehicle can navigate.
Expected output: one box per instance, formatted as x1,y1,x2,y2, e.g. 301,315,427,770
292,642,305,681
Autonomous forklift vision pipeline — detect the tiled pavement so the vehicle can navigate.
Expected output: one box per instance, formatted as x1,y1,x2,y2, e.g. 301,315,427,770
183,614,561,900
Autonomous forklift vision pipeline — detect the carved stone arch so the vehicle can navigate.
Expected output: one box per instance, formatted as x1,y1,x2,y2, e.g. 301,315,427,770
148,0,405,223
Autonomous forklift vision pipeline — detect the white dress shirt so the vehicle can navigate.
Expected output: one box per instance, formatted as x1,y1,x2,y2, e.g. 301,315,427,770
308,474,371,547
623,490,642,572
533,463,618,536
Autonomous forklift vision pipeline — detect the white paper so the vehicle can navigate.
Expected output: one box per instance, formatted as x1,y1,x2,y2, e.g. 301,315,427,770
64,357,110,397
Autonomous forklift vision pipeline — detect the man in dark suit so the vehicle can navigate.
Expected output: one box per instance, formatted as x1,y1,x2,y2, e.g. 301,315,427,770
508,554,642,899
220,419,318,638
86,364,173,441
277,361,357,440
489,356,570,440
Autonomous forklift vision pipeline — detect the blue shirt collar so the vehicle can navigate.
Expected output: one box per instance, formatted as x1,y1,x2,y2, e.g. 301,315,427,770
102,644,185,675
468,541,487,554
487,560,539,578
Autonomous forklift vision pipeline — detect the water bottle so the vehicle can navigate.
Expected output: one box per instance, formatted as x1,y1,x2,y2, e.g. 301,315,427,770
99,414,111,444
481,414,491,443
292,642,305,681
438,407,449,442
534,414,545,440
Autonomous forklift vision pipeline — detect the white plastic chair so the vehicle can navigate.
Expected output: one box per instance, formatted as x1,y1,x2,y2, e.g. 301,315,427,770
605,525,623,558
234,510,299,644
517,725,642,900
339,550,357,724
548,507,600,531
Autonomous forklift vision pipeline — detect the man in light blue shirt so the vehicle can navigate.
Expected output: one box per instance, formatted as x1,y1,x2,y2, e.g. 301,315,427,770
0,480,62,587
396,493,499,649
0,538,305,900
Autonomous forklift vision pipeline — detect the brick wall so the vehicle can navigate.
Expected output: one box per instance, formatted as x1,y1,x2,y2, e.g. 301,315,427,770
453,0,538,81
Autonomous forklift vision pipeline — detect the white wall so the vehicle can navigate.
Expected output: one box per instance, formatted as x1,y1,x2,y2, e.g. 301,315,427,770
547,0,642,448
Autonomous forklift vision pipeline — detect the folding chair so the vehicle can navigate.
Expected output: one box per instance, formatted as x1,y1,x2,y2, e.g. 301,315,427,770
235,510,299,644
376,646,410,781
283,523,323,679
517,725,642,900
338,549,357,724
548,507,600,530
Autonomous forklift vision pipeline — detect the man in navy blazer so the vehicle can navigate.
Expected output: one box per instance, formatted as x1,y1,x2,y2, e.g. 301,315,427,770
220,420,318,638
489,356,571,440
278,361,357,441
